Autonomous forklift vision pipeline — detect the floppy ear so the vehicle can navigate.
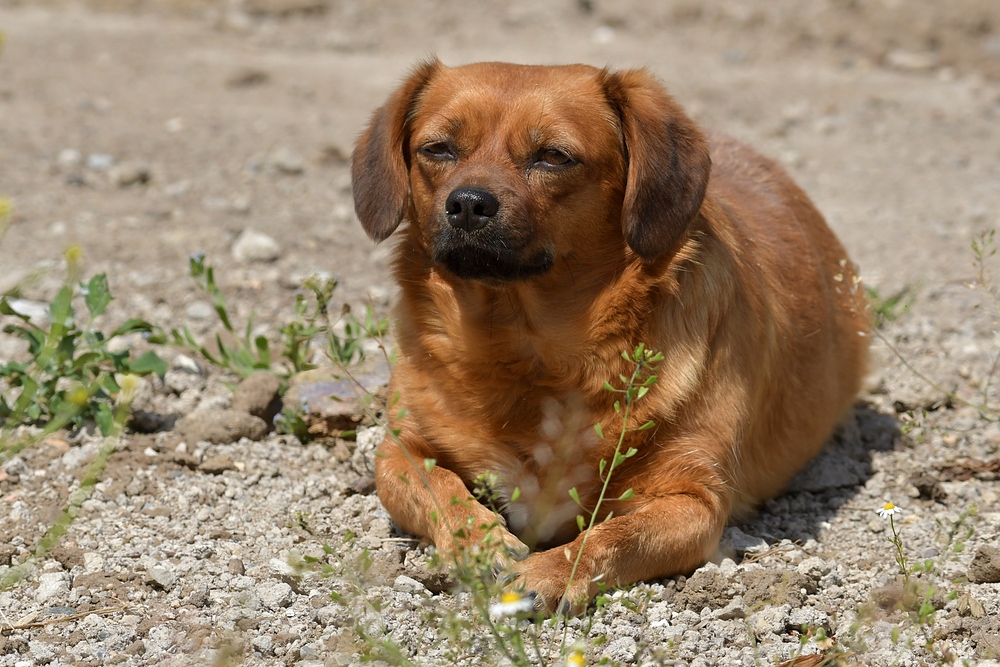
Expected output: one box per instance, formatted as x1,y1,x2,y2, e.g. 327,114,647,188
352,59,441,242
601,68,711,260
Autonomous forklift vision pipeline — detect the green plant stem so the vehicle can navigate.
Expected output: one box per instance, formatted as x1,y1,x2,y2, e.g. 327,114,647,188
559,355,646,636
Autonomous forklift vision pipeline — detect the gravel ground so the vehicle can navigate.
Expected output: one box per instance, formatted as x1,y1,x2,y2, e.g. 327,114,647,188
3,1,1000,665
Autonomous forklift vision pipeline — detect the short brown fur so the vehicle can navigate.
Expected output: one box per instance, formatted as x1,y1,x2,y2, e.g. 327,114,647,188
352,59,869,612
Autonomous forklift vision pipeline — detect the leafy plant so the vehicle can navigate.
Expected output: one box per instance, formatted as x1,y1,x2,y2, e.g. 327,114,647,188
0,242,166,437
165,254,388,379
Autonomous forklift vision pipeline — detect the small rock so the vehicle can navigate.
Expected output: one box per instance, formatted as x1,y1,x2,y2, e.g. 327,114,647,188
147,564,177,590
788,606,829,631
35,572,70,604
885,49,940,72
720,526,768,556
186,590,210,607
28,641,57,664
232,228,282,263
258,581,294,609
748,604,791,637
199,453,238,474
283,364,389,438
231,371,282,422
56,148,82,168
164,354,205,393
184,300,215,321
252,634,274,655
714,596,749,620
268,147,306,174
269,558,298,578
968,545,1000,584
176,408,267,444
228,558,246,575
393,575,429,596
0,543,17,565
601,636,637,663
85,153,115,170
109,160,151,187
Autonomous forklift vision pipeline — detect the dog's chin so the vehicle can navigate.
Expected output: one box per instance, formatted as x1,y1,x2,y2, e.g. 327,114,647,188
433,242,555,283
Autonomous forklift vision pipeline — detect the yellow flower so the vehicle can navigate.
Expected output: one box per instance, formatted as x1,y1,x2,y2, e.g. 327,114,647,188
877,502,902,518
565,651,585,667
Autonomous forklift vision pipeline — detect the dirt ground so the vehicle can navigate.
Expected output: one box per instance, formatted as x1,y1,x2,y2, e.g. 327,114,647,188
2,1,1000,665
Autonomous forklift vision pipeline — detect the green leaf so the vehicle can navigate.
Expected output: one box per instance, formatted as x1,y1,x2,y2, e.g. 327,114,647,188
510,487,521,502
576,514,585,532
637,420,656,431
618,488,634,501
624,447,638,458
254,335,271,368
568,487,580,505
636,386,649,400
94,402,115,436
110,318,155,338
593,422,604,440
83,274,112,318
423,458,436,473
601,381,615,392
130,351,168,376
49,286,74,327
599,459,607,476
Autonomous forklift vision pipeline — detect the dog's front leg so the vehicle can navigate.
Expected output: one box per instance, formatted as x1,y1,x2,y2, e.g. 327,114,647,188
510,489,727,614
374,434,529,567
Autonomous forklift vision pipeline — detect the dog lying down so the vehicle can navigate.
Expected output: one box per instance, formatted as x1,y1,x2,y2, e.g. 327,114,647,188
351,59,869,613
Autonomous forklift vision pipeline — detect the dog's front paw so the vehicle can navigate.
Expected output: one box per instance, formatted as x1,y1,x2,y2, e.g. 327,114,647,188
507,547,595,615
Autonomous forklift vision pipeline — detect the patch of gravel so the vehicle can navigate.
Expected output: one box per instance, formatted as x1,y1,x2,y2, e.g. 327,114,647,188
3,304,1000,666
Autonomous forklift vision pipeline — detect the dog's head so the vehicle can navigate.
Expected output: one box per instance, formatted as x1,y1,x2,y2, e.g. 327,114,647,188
352,60,711,283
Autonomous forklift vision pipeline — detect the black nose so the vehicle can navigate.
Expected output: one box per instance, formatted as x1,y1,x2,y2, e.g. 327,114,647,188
445,187,499,232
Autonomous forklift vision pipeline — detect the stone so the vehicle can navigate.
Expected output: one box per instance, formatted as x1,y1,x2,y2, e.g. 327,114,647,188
258,581,294,609
228,558,246,575
714,596,749,620
283,362,389,438
34,572,70,604
720,526,768,556
268,147,306,174
164,354,205,393
601,636,637,663
146,564,176,590
176,408,267,444
968,545,1000,584
199,454,238,475
85,153,115,170
231,371,281,423
232,228,281,263
748,604,791,637
393,575,429,595
184,300,215,321
28,640,56,664
109,161,151,187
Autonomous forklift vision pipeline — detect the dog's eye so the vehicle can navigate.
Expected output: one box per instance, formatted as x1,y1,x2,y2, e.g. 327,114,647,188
420,142,456,160
536,149,575,168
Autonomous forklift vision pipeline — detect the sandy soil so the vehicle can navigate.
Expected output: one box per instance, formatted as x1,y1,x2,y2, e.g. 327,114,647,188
2,1,1000,665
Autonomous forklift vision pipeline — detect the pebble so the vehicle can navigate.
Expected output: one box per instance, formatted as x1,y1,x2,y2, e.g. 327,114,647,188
268,147,305,175
184,300,215,320
231,228,282,263
85,153,116,170
714,596,749,620
720,526,767,555
199,453,238,474
176,409,267,444
34,572,69,604
231,371,282,422
393,575,429,596
968,545,1000,583
146,564,176,590
109,160,151,187
56,148,82,168
748,605,790,636
258,581,294,610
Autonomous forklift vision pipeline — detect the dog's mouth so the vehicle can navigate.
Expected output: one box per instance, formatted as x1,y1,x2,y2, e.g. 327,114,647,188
431,226,555,283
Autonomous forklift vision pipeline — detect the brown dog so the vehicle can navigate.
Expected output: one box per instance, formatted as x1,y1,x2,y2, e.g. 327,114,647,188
351,59,868,613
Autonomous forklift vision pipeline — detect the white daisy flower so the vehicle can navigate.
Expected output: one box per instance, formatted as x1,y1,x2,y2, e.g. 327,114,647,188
565,650,586,666
876,502,902,518
489,591,535,617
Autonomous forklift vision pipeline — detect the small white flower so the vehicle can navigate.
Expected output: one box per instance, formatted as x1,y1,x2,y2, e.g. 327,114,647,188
876,502,902,518
489,591,535,617
565,650,586,667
